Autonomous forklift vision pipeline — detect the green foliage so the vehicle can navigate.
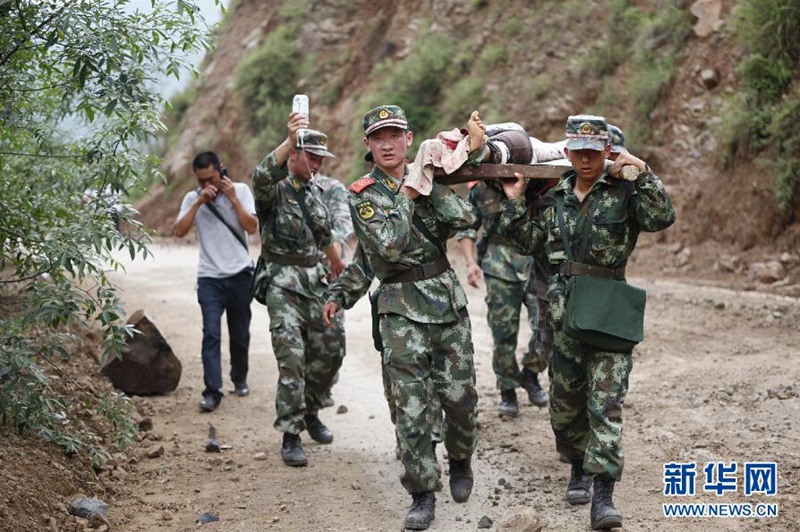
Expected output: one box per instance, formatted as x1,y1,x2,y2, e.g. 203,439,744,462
233,24,317,154
768,92,800,212
0,0,216,460
349,30,458,178
723,0,800,212
440,78,485,127
583,1,691,147
371,31,457,139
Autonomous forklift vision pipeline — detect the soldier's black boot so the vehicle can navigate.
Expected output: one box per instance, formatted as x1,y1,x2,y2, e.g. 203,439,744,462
404,491,435,530
280,433,308,467
566,460,592,504
304,413,334,444
520,368,549,407
498,388,519,417
591,474,623,530
448,458,474,503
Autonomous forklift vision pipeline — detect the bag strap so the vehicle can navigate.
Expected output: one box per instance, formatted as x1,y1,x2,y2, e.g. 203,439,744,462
286,182,318,236
555,193,598,263
205,200,248,251
371,178,446,257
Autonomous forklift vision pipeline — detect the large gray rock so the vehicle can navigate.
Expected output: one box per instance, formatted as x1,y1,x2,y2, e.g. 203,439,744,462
101,310,181,395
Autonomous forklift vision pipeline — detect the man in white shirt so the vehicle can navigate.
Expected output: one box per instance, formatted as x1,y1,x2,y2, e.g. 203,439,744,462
174,151,259,412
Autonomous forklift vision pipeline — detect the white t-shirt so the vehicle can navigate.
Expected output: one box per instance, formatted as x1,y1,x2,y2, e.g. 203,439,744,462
178,182,256,278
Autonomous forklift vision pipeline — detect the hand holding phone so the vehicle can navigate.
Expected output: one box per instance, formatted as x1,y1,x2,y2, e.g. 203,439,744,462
293,94,310,143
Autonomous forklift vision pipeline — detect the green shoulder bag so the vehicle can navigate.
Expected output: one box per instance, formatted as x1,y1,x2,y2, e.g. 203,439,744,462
556,194,646,353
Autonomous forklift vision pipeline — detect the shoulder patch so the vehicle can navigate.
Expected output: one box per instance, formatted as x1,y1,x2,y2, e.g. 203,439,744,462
355,200,377,221
349,176,375,194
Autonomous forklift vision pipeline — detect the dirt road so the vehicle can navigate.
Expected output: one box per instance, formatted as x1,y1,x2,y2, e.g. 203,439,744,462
111,240,800,531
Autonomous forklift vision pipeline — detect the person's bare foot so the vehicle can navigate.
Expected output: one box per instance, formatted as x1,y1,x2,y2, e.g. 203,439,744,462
466,110,485,152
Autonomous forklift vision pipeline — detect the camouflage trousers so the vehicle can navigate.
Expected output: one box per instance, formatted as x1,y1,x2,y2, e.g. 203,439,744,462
484,275,548,391
382,360,444,442
528,253,553,369
323,308,347,402
548,327,633,481
265,285,345,434
381,310,478,494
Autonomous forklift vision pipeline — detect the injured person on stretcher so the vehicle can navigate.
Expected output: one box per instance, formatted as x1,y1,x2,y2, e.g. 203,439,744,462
403,110,567,196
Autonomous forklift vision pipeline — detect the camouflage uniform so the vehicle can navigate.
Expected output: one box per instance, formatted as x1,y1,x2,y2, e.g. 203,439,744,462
325,245,445,441
525,250,554,373
251,149,339,435
315,174,354,404
457,181,547,392
347,162,478,496
498,118,675,481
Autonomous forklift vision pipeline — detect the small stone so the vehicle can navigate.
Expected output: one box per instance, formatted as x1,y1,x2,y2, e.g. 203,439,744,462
196,512,219,524
351,481,361,490
161,511,173,521
254,452,267,461
69,497,108,520
147,445,164,459
336,405,348,414
478,515,494,528
699,68,719,90
137,416,154,432
88,513,109,528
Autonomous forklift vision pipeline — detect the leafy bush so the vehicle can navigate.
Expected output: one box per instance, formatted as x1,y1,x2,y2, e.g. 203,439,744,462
722,0,800,212
768,92,800,212
233,26,305,153
578,1,691,148
349,30,458,177
0,0,217,465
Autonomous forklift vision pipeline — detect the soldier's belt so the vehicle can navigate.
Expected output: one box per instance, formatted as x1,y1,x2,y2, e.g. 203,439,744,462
266,251,319,267
382,256,451,284
560,261,625,280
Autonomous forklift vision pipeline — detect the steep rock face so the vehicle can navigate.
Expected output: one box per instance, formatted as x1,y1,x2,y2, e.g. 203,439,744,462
142,0,799,277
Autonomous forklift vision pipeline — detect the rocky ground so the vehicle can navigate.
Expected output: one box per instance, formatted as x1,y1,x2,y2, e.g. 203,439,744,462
3,238,798,531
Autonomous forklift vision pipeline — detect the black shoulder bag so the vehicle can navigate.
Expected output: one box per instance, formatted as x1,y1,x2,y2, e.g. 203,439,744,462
203,201,260,303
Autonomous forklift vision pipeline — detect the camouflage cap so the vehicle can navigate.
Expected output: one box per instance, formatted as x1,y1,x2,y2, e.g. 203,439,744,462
608,124,627,154
565,114,609,151
296,128,335,158
363,105,408,136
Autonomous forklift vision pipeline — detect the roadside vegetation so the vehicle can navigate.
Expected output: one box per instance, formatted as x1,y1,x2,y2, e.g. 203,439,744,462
721,0,800,215
0,0,220,465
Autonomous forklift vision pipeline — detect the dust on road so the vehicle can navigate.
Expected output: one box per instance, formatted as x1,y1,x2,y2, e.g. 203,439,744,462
111,240,800,531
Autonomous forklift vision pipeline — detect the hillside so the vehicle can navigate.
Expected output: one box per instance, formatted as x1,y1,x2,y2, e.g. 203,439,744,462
138,0,800,295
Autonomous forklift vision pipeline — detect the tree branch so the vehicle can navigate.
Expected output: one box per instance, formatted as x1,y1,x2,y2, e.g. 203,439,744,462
0,0,78,68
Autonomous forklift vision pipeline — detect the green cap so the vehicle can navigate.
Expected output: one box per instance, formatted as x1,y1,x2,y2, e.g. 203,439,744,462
296,129,335,158
565,114,609,151
608,124,626,154
363,105,408,136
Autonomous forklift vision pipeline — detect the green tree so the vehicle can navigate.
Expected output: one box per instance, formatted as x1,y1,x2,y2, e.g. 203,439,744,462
0,0,220,465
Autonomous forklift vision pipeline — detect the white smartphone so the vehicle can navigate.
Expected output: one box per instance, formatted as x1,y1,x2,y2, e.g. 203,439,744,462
292,94,309,122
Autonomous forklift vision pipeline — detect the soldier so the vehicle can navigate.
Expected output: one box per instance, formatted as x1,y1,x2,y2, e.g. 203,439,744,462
340,105,479,530
457,111,563,417
607,124,627,161
250,112,345,467
315,173,354,408
323,243,446,481
498,115,675,530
